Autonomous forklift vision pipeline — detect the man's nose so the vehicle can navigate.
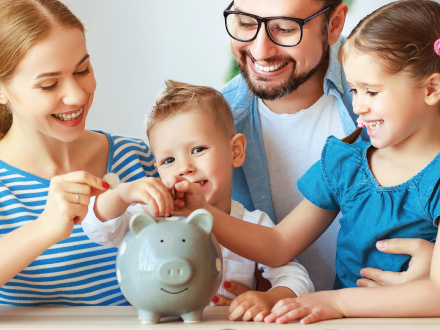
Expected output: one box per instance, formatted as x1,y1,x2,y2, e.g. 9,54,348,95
249,25,278,61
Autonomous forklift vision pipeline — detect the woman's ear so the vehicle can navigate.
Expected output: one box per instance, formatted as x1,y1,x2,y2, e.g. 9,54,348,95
0,86,9,105
424,73,440,106
230,133,246,168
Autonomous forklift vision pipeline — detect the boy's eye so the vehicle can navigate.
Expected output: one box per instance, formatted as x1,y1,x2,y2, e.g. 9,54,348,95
192,147,206,154
161,157,175,165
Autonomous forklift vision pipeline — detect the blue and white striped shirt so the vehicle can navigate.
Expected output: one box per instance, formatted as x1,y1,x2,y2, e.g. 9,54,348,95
0,131,157,305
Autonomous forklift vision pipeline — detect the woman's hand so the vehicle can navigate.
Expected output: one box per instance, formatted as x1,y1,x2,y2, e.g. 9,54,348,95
37,171,109,243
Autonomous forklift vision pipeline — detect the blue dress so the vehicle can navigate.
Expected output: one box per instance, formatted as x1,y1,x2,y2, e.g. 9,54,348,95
297,136,440,289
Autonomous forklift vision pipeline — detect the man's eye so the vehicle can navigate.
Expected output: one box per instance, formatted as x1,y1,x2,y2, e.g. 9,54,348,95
348,88,357,94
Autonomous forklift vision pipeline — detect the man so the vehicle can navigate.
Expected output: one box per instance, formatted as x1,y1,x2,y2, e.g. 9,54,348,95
220,0,434,293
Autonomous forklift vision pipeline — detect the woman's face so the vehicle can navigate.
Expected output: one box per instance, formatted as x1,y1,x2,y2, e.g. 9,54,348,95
0,27,96,142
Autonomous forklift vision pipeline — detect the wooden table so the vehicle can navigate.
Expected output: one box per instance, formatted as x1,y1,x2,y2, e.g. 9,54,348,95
1,305,440,329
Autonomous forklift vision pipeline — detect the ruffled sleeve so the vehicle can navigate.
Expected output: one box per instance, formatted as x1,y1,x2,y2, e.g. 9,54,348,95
297,136,369,211
414,153,440,225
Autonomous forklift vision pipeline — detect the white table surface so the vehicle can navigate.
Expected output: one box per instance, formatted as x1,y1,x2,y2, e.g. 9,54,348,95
1,305,440,330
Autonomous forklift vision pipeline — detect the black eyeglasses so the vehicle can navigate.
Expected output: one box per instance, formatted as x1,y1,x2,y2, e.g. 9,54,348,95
223,1,334,47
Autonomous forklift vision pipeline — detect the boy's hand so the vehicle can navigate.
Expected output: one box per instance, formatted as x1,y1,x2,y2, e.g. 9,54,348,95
113,177,174,217
264,291,343,324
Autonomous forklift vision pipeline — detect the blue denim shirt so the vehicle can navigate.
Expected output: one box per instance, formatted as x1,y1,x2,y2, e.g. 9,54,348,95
221,37,360,221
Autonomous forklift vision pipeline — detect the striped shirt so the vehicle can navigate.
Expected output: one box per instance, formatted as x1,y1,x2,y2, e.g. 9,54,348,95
0,131,157,305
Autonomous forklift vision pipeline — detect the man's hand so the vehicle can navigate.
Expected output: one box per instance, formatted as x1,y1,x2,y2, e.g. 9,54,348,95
357,238,434,287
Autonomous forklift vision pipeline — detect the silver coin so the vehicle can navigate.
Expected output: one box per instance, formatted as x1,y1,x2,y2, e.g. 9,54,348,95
103,173,120,189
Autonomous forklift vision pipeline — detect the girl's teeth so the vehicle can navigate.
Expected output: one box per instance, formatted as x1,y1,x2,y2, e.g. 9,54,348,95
365,120,384,129
53,108,83,121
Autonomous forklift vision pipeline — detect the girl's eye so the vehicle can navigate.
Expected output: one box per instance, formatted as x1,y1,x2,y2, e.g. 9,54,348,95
74,66,90,76
348,88,357,94
41,82,58,92
366,89,378,96
192,147,206,154
161,157,175,165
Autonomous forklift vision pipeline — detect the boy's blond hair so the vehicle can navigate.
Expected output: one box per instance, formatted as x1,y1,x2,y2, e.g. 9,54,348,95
146,80,236,139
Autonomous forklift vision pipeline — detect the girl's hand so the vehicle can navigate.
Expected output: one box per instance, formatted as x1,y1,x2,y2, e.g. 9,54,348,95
37,171,109,243
264,291,344,324
166,177,208,216
113,177,174,217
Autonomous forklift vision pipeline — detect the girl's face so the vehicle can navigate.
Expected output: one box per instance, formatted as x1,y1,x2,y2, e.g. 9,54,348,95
344,51,433,150
149,111,237,214
0,27,96,142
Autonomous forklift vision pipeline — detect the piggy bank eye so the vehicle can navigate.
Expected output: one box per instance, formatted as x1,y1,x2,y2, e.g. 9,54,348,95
182,239,186,243
160,239,164,243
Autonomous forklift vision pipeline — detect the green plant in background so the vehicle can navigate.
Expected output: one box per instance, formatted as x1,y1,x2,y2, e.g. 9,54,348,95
225,0,355,82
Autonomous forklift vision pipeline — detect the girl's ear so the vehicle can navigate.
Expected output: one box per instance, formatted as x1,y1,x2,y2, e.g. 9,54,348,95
424,73,440,106
230,133,246,168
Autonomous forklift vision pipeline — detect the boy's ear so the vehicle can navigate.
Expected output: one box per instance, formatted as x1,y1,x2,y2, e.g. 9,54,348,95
424,73,440,106
327,3,348,46
231,133,246,168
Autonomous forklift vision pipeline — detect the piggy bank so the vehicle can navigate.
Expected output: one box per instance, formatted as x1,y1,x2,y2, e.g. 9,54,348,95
116,209,222,324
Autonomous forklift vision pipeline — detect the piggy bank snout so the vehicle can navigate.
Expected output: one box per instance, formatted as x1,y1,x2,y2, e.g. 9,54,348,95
157,259,192,286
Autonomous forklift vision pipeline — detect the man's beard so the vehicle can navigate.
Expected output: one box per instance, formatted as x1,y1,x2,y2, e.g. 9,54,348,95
236,35,329,101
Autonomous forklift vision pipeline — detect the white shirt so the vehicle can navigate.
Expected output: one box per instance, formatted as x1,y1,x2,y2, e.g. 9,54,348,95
258,96,345,291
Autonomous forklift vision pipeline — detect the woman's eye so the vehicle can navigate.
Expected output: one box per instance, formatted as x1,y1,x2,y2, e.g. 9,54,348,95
74,67,90,76
192,147,206,154
162,157,175,165
41,82,58,92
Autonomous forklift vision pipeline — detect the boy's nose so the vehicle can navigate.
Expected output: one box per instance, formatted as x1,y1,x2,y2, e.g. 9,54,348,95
178,162,195,176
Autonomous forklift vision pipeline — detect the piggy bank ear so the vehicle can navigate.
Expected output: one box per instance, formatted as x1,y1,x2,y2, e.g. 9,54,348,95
186,209,213,234
129,213,156,236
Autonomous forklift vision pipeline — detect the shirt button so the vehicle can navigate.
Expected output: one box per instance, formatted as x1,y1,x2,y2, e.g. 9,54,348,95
261,195,264,199
338,84,343,91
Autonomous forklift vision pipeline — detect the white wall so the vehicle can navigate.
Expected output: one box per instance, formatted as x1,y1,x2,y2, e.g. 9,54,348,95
62,0,395,141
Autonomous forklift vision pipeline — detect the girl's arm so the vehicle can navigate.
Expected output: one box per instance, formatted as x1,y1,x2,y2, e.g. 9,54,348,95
206,199,338,268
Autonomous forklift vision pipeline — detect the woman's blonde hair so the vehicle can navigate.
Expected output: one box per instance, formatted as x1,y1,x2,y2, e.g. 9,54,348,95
0,0,85,138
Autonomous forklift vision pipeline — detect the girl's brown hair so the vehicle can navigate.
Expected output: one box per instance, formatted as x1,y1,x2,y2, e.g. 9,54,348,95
339,0,440,143
0,0,85,139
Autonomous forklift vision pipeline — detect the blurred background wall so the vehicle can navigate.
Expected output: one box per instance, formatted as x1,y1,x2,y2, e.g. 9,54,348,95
62,0,395,141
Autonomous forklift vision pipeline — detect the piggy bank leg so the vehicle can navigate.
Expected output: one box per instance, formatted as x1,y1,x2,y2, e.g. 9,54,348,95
137,309,161,324
180,308,203,323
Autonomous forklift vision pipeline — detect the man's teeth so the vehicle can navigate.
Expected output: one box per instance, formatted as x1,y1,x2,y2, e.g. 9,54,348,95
254,62,286,72
365,120,384,129
53,108,83,121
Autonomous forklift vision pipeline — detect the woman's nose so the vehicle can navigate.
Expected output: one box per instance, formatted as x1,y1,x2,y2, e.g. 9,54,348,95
62,79,87,106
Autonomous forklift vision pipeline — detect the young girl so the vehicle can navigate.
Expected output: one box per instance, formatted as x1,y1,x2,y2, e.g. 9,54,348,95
173,0,440,323
0,0,164,305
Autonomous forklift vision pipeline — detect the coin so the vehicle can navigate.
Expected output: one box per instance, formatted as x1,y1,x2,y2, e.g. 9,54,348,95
103,172,120,189
171,186,176,200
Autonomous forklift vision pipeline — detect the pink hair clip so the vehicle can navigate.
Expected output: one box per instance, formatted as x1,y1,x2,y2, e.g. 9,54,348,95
435,38,440,56
357,117,365,128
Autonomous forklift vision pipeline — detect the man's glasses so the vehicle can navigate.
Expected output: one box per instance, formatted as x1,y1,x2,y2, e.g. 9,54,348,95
223,1,334,47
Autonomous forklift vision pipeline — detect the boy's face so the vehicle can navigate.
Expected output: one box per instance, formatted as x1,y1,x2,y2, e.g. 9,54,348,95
149,110,238,213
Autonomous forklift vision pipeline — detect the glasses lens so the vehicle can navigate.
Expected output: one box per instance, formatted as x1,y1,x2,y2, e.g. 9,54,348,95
267,19,301,46
226,13,259,42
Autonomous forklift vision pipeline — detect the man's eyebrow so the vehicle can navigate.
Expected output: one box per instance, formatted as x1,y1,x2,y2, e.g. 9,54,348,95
35,54,90,79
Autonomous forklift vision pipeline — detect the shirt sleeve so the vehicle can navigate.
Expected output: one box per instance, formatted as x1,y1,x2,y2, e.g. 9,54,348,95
82,198,148,247
254,209,314,296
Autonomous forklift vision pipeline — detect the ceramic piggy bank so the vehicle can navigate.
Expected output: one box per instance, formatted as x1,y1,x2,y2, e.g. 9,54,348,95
116,209,222,324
